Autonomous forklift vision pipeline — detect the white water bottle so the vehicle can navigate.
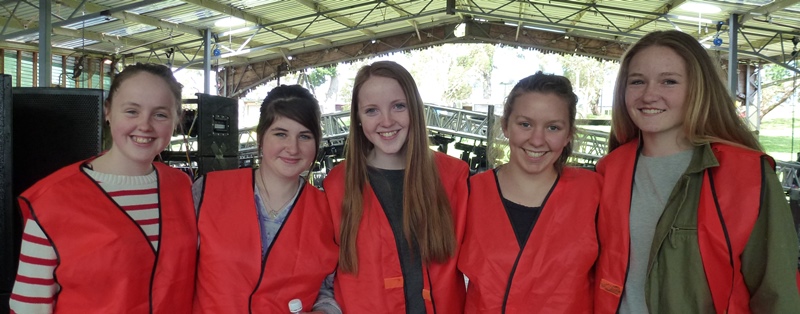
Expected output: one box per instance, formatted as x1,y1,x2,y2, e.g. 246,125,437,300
288,298,303,314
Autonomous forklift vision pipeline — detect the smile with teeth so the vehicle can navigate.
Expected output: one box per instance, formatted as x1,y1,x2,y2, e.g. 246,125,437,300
640,108,665,114
378,131,398,137
525,149,547,158
131,136,154,144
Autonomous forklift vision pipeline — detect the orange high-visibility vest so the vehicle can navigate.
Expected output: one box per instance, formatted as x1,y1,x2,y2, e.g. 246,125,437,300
194,168,338,313
18,161,196,314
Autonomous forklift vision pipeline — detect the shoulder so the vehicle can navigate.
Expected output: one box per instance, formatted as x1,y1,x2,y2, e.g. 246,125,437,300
596,141,637,174
325,162,346,181
21,161,86,200
710,143,771,169
469,168,494,182
301,181,325,198
433,151,468,172
153,162,192,184
711,143,765,159
204,168,252,181
561,167,602,189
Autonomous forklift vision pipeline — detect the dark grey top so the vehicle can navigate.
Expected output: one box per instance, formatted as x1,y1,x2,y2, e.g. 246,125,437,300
368,166,425,314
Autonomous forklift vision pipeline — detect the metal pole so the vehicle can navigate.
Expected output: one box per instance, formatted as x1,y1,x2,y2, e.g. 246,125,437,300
728,13,739,100
203,28,211,94
38,0,51,87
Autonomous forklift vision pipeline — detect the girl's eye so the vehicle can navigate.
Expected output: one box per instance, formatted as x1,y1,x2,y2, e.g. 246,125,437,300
628,79,644,85
547,125,561,131
519,122,531,128
664,79,678,85
300,134,313,140
393,103,406,110
364,108,378,115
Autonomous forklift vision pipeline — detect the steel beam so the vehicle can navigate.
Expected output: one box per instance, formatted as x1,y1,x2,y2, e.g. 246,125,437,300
740,0,800,24
38,0,51,87
181,0,332,47
204,28,211,94
729,13,740,99
0,0,163,41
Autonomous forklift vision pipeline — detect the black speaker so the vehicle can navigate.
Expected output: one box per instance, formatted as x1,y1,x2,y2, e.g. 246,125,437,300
197,156,240,176
196,94,238,175
12,87,104,198
197,93,238,157
0,74,14,312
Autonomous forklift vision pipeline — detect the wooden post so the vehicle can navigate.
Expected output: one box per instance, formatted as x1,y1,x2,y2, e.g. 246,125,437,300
86,57,92,89
99,59,105,90
32,52,38,87
61,55,67,87
16,50,21,87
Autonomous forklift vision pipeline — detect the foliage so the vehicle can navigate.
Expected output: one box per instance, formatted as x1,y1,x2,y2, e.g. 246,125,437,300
756,63,799,118
561,54,617,116
307,66,337,88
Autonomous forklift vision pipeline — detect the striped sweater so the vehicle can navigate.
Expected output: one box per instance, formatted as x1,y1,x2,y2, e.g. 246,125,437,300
9,168,160,314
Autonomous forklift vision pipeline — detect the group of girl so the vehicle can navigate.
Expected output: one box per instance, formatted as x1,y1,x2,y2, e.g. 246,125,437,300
9,29,800,314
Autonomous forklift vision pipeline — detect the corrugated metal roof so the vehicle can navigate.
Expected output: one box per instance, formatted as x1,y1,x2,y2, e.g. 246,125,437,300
0,0,798,75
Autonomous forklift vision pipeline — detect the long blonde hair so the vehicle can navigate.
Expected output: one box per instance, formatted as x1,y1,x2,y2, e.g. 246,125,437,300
609,30,761,152
339,61,455,274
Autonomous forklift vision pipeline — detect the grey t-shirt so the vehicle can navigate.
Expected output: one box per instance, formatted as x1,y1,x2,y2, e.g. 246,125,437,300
620,149,693,314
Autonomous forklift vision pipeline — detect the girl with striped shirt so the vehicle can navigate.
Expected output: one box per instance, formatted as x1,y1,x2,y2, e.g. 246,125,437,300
10,63,196,314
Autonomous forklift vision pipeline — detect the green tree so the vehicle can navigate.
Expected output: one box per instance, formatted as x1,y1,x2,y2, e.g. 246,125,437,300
758,62,799,119
561,54,614,116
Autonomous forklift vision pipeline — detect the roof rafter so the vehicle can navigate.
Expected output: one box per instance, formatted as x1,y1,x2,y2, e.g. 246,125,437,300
625,0,686,33
384,0,421,33
58,0,271,61
740,0,800,24
180,0,332,46
567,0,596,32
0,15,169,52
293,0,375,37
59,0,202,36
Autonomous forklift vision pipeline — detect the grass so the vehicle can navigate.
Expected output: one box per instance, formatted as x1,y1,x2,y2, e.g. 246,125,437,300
759,117,800,162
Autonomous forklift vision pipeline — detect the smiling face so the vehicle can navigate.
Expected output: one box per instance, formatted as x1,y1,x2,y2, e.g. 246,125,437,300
259,116,317,181
104,72,179,174
503,92,572,177
357,75,410,168
625,45,689,146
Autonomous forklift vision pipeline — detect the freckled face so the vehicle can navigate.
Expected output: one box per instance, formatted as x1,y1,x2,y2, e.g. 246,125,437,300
105,72,178,169
357,76,410,166
625,45,689,142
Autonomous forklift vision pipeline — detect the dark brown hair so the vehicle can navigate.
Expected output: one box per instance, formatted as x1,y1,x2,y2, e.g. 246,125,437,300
256,84,323,167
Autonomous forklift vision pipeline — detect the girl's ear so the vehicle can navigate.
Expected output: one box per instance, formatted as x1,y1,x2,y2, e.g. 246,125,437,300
103,100,111,123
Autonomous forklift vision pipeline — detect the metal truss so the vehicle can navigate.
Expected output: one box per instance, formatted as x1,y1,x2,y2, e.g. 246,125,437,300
166,103,609,167
777,161,800,193
452,0,800,74
425,104,494,141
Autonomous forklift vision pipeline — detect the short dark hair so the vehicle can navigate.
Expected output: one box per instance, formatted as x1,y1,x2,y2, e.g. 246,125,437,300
256,85,322,162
